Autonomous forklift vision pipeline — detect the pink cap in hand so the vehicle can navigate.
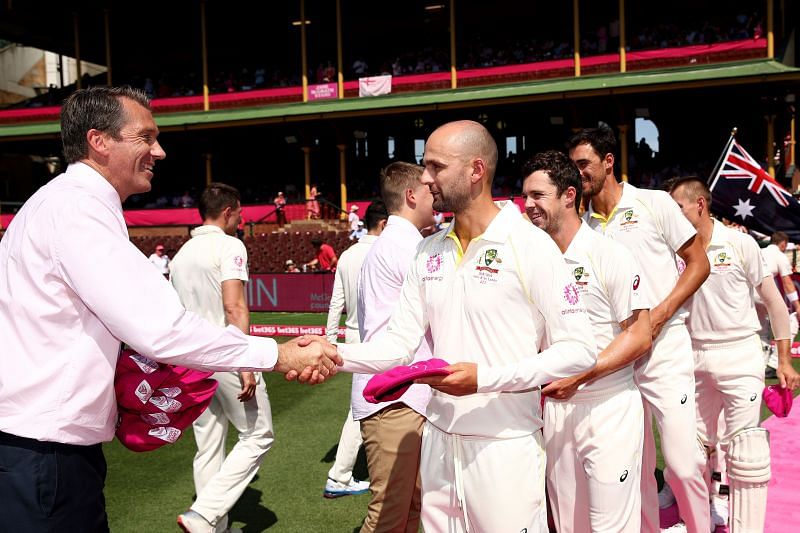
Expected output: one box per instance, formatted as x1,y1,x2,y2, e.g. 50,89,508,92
363,358,451,404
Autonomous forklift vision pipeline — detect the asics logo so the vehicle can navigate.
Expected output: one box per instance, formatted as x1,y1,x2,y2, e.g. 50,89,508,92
620,470,629,482
680,394,687,405
750,393,757,401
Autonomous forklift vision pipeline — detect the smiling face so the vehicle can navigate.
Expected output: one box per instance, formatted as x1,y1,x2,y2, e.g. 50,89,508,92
522,170,572,235
568,142,611,199
105,98,166,201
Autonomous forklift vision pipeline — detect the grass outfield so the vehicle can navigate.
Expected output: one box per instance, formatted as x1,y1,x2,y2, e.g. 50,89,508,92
104,312,799,532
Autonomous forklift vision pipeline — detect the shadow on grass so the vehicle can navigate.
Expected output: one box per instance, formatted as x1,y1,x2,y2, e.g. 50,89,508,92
230,484,277,532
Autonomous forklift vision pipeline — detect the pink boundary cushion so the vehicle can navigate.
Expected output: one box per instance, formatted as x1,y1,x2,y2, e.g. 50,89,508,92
363,358,451,404
763,385,793,418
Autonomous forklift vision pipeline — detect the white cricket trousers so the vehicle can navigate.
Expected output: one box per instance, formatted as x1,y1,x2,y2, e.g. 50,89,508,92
694,335,764,451
636,323,709,533
191,371,274,526
420,422,548,533
328,329,364,484
544,382,643,533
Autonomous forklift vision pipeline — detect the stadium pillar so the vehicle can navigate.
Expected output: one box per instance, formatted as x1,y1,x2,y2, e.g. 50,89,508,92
336,0,343,99
767,0,774,59
450,0,457,89
338,144,347,216
572,0,581,77
618,0,626,73
303,147,312,202
73,12,82,89
618,123,629,182
301,0,309,103
104,9,112,85
201,1,209,111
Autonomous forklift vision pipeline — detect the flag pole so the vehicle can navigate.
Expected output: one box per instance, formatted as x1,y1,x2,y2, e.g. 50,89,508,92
708,127,738,190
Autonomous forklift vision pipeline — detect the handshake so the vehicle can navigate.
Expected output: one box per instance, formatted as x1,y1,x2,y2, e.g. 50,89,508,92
274,335,342,385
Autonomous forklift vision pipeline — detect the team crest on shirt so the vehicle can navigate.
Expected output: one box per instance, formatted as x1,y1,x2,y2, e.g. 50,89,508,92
619,209,639,229
473,248,501,284
572,266,590,294
711,249,733,272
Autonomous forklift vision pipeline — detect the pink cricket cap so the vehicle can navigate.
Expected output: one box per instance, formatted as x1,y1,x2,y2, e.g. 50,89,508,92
762,384,793,418
363,358,451,404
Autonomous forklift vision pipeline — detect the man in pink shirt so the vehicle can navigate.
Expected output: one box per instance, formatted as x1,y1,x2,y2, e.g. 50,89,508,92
354,161,436,532
0,86,338,532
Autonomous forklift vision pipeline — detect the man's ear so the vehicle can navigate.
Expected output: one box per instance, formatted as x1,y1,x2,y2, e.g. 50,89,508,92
86,129,110,157
564,186,577,208
603,153,615,173
470,158,486,184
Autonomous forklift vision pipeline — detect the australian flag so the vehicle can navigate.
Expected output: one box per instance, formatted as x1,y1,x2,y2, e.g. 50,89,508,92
708,138,800,241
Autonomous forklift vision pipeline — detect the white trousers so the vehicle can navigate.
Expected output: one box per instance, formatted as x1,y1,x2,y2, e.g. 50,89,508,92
694,335,764,451
544,383,643,533
191,371,274,526
420,422,548,533
328,406,363,484
636,324,709,533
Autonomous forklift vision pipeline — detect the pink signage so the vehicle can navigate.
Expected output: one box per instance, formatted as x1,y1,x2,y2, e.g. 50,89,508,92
246,273,336,312
308,83,338,101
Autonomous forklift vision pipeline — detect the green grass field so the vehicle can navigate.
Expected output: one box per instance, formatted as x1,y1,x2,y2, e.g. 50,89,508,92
104,312,799,532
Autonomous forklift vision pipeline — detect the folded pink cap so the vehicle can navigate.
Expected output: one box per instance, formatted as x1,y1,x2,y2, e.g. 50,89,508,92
114,349,218,452
363,358,451,404
762,385,793,418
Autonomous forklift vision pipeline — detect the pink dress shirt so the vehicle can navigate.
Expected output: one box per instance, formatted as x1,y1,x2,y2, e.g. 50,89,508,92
0,163,277,445
352,215,433,421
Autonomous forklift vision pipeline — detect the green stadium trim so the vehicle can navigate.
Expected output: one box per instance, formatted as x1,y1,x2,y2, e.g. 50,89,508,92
1,59,798,141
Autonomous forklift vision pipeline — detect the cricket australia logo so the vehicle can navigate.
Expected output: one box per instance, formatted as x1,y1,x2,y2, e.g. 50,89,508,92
620,208,638,228
573,266,584,281
484,248,499,266
624,209,634,221
716,252,729,265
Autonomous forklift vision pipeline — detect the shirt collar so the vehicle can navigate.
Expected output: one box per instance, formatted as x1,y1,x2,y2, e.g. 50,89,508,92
358,234,380,244
442,202,521,244
386,215,423,239
586,181,637,223
67,162,124,212
563,220,593,262
191,225,226,237
708,219,728,248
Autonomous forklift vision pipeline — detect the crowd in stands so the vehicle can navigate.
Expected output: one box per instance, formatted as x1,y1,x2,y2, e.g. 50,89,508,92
3,12,761,111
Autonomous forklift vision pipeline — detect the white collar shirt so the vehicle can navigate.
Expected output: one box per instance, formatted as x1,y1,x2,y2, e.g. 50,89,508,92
0,163,277,445
149,253,170,274
562,221,648,392
585,182,698,325
352,216,432,420
687,219,766,342
326,234,379,343
340,203,595,438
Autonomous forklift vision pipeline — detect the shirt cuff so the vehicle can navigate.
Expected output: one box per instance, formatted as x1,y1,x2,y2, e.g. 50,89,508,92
246,335,278,371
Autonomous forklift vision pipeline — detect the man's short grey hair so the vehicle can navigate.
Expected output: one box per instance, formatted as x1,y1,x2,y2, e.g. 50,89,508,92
60,86,151,164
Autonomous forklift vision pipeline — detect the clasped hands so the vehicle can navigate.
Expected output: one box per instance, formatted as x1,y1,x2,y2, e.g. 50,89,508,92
274,335,342,385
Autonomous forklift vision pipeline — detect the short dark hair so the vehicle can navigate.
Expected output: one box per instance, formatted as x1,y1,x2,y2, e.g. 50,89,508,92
199,182,241,220
665,176,712,203
771,231,789,245
521,150,582,211
60,86,151,164
379,161,424,214
567,125,618,160
363,200,389,231
310,237,323,247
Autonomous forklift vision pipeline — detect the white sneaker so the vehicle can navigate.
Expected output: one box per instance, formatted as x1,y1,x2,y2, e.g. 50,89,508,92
659,482,677,509
323,477,370,498
177,510,214,533
710,497,729,529
661,522,688,532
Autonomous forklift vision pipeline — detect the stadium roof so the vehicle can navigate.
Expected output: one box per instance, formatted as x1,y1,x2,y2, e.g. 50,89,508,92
0,58,797,140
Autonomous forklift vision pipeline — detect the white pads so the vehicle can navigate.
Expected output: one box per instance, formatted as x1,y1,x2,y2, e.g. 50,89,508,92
726,427,771,533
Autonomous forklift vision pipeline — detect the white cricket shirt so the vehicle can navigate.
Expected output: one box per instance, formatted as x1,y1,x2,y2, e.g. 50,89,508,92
170,225,249,327
563,221,647,392
585,182,698,325
687,219,766,342
340,203,596,438
325,234,378,343
761,243,792,278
